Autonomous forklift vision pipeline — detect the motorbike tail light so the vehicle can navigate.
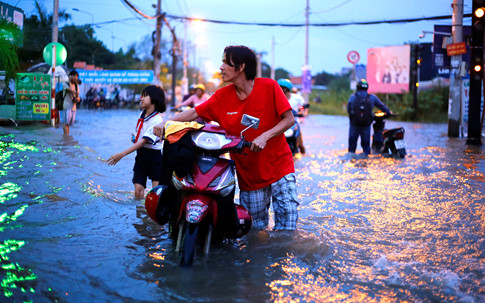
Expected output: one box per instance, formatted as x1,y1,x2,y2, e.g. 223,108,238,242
394,128,405,139
192,131,232,150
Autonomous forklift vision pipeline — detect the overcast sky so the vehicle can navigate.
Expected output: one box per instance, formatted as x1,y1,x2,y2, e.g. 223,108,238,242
12,0,472,77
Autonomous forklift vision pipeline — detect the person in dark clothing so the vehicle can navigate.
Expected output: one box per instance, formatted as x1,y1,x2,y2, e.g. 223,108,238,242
182,84,196,102
347,79,391,156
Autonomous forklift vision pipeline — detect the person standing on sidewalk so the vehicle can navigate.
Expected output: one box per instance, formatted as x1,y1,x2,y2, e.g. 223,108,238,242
347,79,391,156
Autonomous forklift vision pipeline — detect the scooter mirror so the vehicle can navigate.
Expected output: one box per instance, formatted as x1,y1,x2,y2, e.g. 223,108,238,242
241,114,260,129
240,114,260,138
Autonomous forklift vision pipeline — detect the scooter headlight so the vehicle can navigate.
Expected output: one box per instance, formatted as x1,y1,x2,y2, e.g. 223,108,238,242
192,132,232,150
214,167,236,197
284,128,294,137
172,172,190,190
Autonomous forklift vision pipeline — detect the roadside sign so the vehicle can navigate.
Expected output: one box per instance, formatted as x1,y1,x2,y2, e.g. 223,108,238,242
446,42,467,56
43,42,67,66
347,51,360,64
77,70,154,84
301,65,312,94
15,73,51,121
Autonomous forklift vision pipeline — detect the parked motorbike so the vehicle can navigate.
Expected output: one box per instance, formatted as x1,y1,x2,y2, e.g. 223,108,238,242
371,111,407,158
285,109,303,155
297,103,310,123
145,114,259,266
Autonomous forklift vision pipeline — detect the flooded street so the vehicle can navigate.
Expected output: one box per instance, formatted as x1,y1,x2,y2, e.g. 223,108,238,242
1,109,484,302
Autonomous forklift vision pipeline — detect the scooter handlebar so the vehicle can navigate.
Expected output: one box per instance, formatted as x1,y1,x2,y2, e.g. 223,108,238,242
242,140,253,149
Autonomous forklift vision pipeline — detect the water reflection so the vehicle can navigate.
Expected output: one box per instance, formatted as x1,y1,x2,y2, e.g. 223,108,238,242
0,111,484,302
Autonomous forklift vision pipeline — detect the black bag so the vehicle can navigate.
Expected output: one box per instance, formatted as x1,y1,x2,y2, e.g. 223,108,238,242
350,94,373,126
55,88,66,110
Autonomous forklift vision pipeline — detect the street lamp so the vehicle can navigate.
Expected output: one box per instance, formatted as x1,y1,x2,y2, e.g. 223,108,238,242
72,8,94,27
418,30,452,39
95,26,116,51
72,8,95,64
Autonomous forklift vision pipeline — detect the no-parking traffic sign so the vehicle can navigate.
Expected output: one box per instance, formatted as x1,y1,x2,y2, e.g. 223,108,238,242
347,51,360,64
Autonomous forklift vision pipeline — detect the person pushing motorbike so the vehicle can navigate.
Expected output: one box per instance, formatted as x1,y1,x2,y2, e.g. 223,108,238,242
154,45,299,231
347,79,391,156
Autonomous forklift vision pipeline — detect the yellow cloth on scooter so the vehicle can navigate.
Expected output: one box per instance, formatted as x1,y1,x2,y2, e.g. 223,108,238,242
164,120,204,143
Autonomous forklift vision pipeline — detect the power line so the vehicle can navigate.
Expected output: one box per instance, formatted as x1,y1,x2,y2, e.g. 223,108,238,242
164,13,471,27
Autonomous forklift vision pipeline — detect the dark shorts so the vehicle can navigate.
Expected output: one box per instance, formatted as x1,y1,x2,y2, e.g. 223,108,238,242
132,147,162,188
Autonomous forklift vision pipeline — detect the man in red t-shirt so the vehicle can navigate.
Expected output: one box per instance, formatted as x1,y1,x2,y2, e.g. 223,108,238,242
154,45,298,230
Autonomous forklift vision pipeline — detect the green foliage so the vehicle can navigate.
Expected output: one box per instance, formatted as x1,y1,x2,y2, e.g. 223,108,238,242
313,70,339,86
261,63,290,80
375,87,449,122
275,68,290,80
0,19,22,80
308,74,449,122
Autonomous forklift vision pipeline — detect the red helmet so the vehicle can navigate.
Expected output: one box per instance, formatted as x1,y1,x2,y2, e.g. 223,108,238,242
235,204,252,237
145,185,172,224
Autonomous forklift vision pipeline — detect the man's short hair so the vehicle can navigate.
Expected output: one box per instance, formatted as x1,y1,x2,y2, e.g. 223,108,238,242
69,70,79,76
223,45,257,80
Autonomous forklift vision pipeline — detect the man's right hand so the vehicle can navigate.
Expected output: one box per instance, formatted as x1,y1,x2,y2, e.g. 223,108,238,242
153,122,165,138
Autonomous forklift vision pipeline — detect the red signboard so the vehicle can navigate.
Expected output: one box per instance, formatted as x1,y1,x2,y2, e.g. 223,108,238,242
446,42,467,56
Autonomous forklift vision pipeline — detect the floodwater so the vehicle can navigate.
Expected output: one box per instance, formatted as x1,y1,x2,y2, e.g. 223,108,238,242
1,109,484,302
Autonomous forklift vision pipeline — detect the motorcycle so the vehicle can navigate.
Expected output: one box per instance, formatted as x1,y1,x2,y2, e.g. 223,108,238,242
145,114,259,266
285,109,303,155
371,111,407,158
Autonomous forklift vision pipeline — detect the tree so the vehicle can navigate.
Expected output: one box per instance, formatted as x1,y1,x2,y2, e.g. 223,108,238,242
313,70,338,86
0,19,22,80
18,0,71,65
275,68,290,80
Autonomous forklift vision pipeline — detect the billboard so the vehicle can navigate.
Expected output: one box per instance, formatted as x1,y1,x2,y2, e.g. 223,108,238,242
15,73,51,121
432,25,471,78
0,1,24,29
366,45,410,94
78,70,154,84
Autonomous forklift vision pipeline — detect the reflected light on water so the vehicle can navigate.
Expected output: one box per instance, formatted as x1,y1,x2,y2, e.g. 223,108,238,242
272,138,485,301
1,136,43,299
1,113,484,302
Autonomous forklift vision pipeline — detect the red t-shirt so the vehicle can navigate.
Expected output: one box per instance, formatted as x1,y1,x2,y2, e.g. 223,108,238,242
195,78,295,191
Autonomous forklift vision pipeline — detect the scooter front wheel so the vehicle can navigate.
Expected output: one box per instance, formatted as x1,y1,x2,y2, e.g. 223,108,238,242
180,222,199,266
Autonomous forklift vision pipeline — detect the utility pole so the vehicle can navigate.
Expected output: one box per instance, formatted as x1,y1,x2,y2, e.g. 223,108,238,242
51,0,59,127
271,36,275,80
302,0,311,103
153,0,162,86
182,21,188,96
447,0,464,137
468,0,484,144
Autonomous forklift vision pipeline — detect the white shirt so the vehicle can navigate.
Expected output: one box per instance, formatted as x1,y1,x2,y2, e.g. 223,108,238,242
288,93,305,113
133,110,164,150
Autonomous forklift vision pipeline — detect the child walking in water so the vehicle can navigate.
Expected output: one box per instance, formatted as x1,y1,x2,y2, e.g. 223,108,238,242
107,85,166,199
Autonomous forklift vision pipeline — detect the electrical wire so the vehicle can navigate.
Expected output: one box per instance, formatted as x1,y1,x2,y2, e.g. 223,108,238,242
164,13,471,27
